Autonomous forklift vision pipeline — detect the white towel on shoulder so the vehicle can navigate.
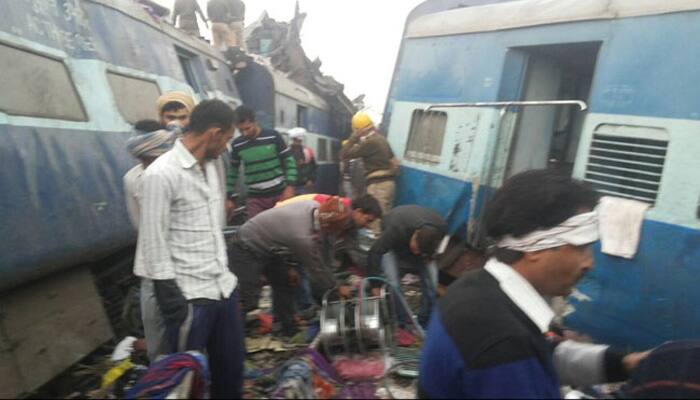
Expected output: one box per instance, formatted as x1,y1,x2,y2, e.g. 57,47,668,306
598,196,650,259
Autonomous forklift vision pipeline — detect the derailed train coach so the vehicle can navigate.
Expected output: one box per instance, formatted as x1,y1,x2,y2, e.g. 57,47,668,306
384,0,700,350
0,0,243,396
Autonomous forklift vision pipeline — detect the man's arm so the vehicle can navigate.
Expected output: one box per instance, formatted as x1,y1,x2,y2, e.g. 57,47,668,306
291,238,336,299
276,133,298,186
366,225,401,278
340,135,368,161
137,170,175,280
553,340,644,386
226,146,241,197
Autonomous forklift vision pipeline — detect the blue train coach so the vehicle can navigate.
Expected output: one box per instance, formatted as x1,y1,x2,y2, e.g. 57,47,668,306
384,0,700,350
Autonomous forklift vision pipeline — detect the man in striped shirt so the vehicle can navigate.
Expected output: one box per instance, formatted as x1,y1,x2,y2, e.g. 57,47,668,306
225,105,297,218
134,100,243,398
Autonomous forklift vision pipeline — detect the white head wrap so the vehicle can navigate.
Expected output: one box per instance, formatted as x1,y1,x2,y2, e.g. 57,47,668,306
288,127,307,140
496,210,599,252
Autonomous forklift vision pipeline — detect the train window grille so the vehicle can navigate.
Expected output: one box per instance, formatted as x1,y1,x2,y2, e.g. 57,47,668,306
0,43,87,121
297,105,308,129
584,124,669,205
405,109,447,164
331,141,341,163
317,137,329,162
107,72,161,124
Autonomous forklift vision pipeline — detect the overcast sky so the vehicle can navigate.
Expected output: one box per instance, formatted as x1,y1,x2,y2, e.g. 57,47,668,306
153,0,424,122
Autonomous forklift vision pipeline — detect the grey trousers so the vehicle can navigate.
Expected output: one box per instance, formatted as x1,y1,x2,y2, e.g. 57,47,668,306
140,278,170,362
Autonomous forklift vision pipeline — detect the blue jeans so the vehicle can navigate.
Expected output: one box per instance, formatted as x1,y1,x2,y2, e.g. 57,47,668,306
381,252,438,328
295,265,314,311
166,290,245,399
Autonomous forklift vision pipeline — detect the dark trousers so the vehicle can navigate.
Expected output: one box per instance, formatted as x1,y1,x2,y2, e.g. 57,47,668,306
166,290,245,399
227,242,297,334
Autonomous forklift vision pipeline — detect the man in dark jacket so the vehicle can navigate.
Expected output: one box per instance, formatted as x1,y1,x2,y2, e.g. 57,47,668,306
367,205,447,328
419,169,649,398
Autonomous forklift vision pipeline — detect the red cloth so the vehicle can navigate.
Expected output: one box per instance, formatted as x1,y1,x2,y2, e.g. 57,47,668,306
332,356,385,381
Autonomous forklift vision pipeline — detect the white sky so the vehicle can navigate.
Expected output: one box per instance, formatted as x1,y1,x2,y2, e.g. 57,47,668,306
153,0,424,122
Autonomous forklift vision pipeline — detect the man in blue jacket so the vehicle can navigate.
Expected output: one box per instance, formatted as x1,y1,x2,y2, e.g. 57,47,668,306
419,169,649,398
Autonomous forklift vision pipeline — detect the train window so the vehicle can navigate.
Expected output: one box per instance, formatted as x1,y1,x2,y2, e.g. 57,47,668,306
107,72,161,124
405,109,447,164
297,105,308,129
583,124,669,205
331,141,341,163
317,137,329,162
176,47,202,93
280,109,285,125
0,43,86,121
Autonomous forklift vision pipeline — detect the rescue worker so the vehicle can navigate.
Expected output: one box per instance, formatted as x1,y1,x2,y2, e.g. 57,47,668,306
367,205,447,329
172,0,208,37
135,100,244,398
225,106,297,219
340,111,398,234
123,120,177,363
419,169,650,398
227,198,350,338
288,127,317,195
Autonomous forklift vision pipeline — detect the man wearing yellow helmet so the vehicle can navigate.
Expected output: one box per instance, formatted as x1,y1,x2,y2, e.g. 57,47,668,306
340,111,399,233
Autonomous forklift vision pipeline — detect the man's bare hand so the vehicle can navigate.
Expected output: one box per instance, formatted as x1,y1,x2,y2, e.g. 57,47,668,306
225,199,236,220
338,285,352,299
281,185,295,201
623,350,651,373
371,287,381,297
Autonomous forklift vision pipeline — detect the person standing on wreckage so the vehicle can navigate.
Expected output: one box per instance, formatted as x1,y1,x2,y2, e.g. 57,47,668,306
419,169,650,399
227,197,351,339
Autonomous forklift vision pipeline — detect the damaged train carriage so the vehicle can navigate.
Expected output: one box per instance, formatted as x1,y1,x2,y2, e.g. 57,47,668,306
384,0,700,350
0,0,240,397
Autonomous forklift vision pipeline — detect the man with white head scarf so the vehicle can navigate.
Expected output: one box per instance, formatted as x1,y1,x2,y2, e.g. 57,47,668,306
419,169,650,399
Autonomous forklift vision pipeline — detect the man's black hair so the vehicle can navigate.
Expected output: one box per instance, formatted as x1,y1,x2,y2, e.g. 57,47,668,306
134,119,163,134
234,105,256,124
162,101,187,114
483,169,599,263
416,225,444,256
188,100,235,134
351,194,382,218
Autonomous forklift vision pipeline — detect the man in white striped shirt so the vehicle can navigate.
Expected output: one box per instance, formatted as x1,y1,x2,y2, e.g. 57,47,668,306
134,100,243,398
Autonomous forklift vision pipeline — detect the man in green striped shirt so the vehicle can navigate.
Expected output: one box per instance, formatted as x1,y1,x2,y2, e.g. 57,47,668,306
226,106,298,218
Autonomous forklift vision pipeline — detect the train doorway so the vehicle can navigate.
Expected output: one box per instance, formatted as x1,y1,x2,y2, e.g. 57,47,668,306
505,41,601,177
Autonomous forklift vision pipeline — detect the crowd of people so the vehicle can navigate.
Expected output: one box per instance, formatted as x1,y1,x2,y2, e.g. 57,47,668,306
124,91,650,398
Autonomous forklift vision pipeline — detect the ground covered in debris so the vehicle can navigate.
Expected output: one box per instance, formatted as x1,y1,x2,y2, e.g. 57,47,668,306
30,278,423,399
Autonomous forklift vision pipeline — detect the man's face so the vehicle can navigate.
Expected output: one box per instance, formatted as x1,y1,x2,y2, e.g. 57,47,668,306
351,209,376,229
292,138,303,147
236,120,259,139
532,243,594,297
161,107,190,128
205,125,235,160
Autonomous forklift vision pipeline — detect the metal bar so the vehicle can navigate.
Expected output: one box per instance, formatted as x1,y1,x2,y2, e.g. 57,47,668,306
425,100,588,113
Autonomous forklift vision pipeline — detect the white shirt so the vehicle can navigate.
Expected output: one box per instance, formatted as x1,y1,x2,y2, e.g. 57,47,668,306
483,258,555,333
134,139,237,301
123,164,145,229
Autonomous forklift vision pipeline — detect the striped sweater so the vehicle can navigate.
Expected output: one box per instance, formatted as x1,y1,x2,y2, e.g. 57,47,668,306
227,129,298,197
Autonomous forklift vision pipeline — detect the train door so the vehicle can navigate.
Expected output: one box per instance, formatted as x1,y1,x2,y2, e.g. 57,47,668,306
505,42,600,178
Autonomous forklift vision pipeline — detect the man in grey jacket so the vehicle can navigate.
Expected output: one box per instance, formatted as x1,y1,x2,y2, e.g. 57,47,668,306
228,198,349,337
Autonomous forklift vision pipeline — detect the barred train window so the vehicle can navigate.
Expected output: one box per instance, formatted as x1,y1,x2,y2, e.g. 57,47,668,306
0,43,86,121
405,109,448,164
317,137,329,162
107,72,161,124
584,124,669,205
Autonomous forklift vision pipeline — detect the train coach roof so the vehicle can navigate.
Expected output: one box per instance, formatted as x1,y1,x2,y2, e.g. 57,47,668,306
406,0,700,38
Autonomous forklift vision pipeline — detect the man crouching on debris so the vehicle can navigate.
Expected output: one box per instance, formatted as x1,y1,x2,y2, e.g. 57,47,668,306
227,197,349,339
134,100,243,399
419,169,649,399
